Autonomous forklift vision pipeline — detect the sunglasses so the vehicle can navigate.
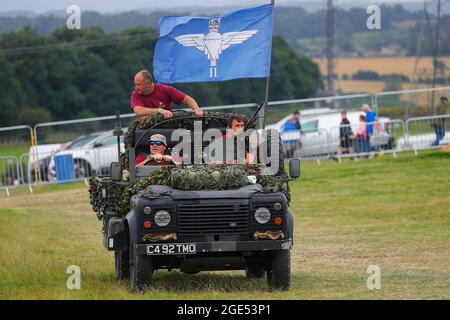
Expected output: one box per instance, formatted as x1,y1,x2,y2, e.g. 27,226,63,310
149,141,164,146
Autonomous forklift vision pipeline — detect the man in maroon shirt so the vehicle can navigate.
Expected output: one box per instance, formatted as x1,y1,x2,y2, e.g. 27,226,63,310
131,70,203,119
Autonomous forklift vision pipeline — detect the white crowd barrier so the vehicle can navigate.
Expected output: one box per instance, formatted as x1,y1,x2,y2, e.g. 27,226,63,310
0,156,21,196
404,114,450,153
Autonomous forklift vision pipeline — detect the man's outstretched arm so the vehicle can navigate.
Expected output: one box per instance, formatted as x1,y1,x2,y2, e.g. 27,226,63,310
183,95,203,116
133,106,172,119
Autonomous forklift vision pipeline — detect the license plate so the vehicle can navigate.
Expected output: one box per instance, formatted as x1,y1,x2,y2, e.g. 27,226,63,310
146,243,196,255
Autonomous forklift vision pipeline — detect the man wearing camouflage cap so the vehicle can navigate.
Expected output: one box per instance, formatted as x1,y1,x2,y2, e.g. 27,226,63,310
136,134,175,167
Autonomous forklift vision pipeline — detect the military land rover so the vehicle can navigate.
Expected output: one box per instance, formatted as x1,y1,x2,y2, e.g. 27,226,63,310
89,109,300,291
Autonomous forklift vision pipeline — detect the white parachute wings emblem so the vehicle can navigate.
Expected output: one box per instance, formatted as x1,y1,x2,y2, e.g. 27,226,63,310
220,30,258,50
175,18,258,78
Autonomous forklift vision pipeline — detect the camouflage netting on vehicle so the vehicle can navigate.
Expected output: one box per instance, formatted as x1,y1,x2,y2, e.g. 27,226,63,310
89,176,126,219
121,110,253,171
171,165,249,190
89,164,290,218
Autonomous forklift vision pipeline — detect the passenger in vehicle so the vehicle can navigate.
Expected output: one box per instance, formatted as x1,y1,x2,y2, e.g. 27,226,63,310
204,115,257,165
136,134,177,167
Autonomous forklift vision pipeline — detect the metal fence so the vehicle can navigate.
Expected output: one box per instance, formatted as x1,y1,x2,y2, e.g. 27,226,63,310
33,113,136,182
0,156,21,196
281,128,332,164
0,87,449,190
405,114,450,153
266,93,374,126
326,119,406,160
375,86,450,120
0,125,34,146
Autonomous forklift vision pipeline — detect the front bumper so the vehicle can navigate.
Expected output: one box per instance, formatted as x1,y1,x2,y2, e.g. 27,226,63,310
134,239,292,255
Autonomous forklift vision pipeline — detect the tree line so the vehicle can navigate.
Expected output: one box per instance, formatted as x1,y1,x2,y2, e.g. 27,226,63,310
1,5,448,57
0,27,321,127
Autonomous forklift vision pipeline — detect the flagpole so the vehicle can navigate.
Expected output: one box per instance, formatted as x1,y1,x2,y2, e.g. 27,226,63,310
261,0,274,130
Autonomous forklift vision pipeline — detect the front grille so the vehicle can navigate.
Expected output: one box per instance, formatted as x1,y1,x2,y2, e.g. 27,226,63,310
176,200,250,236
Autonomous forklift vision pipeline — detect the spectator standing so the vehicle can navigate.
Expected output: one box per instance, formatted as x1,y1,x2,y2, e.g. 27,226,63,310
292,111,303,157
354,115,367,155
282,113,302,158
337,111,354,156
361,104,377,153
431,96,448,146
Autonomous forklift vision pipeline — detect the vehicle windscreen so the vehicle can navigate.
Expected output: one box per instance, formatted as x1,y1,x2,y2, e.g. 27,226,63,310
64,133,102,150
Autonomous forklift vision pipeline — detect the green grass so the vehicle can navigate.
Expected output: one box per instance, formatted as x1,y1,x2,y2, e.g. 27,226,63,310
0,151,449,299
0,145,30,158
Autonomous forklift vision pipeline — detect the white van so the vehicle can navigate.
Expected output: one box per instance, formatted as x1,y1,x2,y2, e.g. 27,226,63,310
266,108,392,157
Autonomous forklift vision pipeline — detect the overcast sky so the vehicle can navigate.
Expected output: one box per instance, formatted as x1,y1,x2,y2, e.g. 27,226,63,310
0,0,289,13
0,0,426,14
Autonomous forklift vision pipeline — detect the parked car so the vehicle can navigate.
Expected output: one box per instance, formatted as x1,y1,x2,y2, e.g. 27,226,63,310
266,108,392,157
48,131,125,181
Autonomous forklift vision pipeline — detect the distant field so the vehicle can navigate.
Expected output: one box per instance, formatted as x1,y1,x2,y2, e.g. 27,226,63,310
336,80,442,114
313,56,450,80
312,57,450,116
333,80,434,95
1,151,449,299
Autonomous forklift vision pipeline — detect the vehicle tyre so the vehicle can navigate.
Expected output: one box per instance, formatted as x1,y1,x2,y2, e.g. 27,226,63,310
245,261,265,279
265,129,285,175
129,242,153,291
114,249,130,280
74,159,92,179
266,250,291,291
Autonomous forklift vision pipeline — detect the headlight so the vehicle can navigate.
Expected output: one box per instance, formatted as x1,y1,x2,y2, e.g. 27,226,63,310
254,207,271,224
154,210,171,227
143,206,152,215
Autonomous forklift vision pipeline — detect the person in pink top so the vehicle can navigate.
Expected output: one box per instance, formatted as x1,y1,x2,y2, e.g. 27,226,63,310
131,69,203,119
354,114,367,154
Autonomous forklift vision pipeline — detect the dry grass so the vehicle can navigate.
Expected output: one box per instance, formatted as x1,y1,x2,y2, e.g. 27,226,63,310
313,56,450,80
313,56,450,108
334,80,445,111
0,151,449,299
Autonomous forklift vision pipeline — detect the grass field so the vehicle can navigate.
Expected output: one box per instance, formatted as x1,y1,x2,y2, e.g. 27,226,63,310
0,145,30,158
0,151,449,299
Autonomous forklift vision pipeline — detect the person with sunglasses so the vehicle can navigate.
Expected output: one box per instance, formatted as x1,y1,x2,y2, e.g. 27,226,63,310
136,134,175,167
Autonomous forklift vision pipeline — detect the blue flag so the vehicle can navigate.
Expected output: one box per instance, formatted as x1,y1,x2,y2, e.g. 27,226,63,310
153,4,274,84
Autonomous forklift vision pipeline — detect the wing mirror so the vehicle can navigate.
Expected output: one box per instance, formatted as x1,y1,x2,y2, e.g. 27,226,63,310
110,162,122,181
289,159,301,180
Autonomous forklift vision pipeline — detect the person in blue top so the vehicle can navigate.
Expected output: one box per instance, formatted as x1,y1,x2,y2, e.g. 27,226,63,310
282,112,302,158
362,104,377,153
